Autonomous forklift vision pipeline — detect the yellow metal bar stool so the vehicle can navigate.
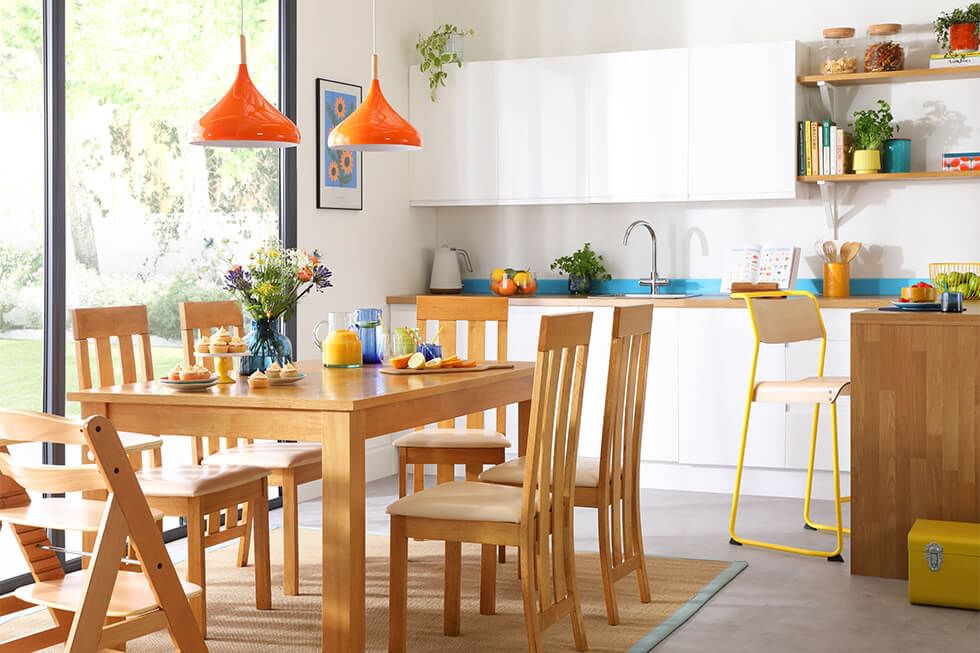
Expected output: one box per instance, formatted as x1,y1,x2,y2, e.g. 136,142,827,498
729,290,851,562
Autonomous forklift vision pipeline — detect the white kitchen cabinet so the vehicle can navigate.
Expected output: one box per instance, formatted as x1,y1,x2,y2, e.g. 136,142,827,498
496,56,589,204
688,41,800,201
646,308,680,462
588,49,689,203
409,62,498,205
677,309,787,468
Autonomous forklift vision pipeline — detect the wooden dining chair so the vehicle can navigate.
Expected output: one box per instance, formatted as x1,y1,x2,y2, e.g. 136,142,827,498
72,304,272,637
480,304,653,625
387,311,593,653
392,296,511,497
0,409,206,652
179,299,322,596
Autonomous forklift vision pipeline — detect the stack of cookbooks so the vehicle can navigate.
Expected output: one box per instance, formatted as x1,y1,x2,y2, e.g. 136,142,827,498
929,52,980,68
797,120,853,176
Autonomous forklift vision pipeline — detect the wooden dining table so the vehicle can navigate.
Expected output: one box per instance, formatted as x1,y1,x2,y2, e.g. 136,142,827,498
68,359,535,651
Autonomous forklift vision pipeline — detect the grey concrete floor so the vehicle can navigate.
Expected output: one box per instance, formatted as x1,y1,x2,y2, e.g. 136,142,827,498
180,476,980,652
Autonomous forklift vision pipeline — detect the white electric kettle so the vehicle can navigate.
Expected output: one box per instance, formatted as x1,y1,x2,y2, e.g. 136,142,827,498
429,245,473,294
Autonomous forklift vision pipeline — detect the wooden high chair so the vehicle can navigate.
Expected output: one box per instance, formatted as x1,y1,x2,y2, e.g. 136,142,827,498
0,409,206,652
481,304,654,625
729,291,850,561
72,304,272,636
387,311,593,652
179,300,322,596
392,296,511,496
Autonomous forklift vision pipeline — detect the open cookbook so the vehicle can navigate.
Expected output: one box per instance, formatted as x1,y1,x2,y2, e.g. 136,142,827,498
721,244,801,292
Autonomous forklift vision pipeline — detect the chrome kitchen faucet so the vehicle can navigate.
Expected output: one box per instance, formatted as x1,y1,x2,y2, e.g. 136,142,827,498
623,220,669,295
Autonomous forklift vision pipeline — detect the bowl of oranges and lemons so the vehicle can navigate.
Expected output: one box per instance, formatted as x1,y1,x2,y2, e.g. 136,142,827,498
490,268,537,296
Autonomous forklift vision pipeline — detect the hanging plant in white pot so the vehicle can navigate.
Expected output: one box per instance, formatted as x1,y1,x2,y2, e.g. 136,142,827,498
416,24,475,101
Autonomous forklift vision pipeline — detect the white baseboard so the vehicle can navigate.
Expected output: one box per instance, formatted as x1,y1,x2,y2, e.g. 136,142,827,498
296,435,398,503
639,460,851,501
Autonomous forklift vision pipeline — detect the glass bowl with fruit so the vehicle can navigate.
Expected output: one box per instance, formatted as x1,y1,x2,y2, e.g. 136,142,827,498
490,268,537,296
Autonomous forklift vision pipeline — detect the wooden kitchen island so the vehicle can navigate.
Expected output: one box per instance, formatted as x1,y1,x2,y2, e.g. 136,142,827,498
851,306,980,579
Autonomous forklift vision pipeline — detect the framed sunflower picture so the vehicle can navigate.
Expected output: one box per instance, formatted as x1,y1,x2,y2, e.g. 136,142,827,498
316,78,363,210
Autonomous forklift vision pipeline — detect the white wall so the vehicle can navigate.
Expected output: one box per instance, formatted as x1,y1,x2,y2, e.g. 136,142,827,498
295,0,437,362
429,0,980,282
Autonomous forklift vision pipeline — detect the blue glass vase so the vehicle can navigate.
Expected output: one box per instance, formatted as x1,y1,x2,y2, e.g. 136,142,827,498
240,317,293,375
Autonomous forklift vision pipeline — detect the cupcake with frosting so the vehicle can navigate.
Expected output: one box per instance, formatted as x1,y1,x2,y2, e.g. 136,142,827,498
282,362,300,378
209,332,229,354
180,364,211,381
169,364,183,380
248,369,269,388
214,326,232,344
195,336,210,353
228,335,247,353
266,361,282,379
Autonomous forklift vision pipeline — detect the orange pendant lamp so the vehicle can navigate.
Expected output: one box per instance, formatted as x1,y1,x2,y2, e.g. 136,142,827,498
190,3,300,148
328,0,421,152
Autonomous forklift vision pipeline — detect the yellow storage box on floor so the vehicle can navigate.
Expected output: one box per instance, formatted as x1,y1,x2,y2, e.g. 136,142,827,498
908,519,980,610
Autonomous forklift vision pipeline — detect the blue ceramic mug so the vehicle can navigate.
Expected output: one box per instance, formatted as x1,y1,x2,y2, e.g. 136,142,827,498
882,138,911,173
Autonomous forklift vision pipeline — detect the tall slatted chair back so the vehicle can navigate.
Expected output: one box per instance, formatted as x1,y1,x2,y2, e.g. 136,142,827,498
179,300,252,461
0,409,206,651
597,304,654,621
520,311,593,625
415,295,509,431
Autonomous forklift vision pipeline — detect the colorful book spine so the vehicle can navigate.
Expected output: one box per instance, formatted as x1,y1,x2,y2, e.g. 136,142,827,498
804,120,812,175
798,122,805,176
810,121,819,176
835,127,844,174
829,126,837,175
822,121,832,176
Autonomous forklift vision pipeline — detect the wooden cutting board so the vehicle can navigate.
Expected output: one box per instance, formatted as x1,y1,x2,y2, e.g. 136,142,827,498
379,363,514,375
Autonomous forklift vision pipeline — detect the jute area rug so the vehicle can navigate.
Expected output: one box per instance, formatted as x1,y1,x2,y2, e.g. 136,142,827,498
0,527,745,652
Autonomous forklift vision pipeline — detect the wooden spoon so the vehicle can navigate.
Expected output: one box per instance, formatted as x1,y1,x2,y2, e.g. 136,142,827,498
840,241,861,264
822,240,838,263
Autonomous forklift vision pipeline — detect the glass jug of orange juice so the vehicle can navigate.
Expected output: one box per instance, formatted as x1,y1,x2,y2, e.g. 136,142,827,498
313,312,362,368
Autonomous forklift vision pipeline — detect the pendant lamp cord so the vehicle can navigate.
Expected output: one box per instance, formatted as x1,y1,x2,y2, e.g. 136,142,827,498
241,0,245,35
372,0,377,54
239,0,246,65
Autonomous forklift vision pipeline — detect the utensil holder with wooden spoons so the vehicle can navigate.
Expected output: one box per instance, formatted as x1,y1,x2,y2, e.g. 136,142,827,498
823,262,850,298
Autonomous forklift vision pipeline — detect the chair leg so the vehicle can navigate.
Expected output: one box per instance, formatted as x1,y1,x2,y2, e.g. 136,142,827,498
480,544,497,615
827,403,845,562
464,463,481,481
436,463,455,485
802,403,821,531
389,516,408,653
563,511,588,652
186,501,207,639
282,471,299,596
518,544,542,653
631,499,652,604
498,545,506,564
597,504,620,625
728,395,754,546
398,449,408,498
444,541,462,636
236,501,252,568
251,480,272,609
413,463,425,494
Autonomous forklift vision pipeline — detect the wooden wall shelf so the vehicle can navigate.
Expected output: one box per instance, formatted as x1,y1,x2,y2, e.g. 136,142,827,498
799,66,980,87
798,170,980,184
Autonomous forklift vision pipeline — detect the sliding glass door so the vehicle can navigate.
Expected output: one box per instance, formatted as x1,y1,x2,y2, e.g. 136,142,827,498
0,0,295,590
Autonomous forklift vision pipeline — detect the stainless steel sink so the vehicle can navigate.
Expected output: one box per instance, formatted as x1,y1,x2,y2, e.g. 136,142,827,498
587,293,702,299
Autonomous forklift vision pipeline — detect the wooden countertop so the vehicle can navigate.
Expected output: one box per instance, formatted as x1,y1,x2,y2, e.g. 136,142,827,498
852,303,980,325
387,293,895,309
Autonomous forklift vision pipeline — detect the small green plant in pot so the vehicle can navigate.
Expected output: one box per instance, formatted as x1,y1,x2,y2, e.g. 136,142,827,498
550,243,612,295
416,24,474,101
935,4,980,56
849,100,898,174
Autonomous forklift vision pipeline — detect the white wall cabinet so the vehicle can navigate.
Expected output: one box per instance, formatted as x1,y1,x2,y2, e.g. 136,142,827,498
588,49,689,203
410,41,800,206
409,62,498,205
687,41,800,201
496,56,589,204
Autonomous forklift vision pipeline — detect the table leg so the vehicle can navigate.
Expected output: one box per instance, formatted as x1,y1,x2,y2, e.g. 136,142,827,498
518,399,531,457
322,411,366,652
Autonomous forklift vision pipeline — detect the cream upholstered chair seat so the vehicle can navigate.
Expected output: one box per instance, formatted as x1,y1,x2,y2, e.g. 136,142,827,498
202,442,322,470
17,569,203,618
392,428,511,449
479,456,600,488
136,465,269,498
386,481,523,523
753,377,851,404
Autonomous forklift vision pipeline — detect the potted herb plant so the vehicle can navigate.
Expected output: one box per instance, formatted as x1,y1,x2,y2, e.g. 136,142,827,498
416,24,475,101
849,100,898,174
550,243,612,295
935,4,980,55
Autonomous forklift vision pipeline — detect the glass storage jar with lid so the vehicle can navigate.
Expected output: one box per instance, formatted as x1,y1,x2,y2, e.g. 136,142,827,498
865,23,905,72
820,27,858,75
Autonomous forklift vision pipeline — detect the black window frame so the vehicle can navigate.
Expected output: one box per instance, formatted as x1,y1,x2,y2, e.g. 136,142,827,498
0,0,297,596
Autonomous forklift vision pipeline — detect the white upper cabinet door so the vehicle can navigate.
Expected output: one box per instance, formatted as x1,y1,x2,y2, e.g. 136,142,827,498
588,49,689,203
688,41,799,201
496,56,589,204
409,62,498,205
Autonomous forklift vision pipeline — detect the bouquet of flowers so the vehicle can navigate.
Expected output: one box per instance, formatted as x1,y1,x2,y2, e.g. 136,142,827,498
224,240,333,322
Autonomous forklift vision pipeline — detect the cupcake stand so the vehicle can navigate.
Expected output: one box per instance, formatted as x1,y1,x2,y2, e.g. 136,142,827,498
197,352,247,384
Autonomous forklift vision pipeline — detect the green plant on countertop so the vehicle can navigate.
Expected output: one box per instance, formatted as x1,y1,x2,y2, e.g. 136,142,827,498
934,3,980,55
550,243,612,295
416,24,474,101
850,100,898,151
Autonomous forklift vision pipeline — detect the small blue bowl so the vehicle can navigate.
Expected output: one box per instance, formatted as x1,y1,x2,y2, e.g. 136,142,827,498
418,344,442,361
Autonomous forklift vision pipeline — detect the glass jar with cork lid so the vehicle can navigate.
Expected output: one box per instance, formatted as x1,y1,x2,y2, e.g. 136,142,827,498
820,27,858,75
865,23,905,72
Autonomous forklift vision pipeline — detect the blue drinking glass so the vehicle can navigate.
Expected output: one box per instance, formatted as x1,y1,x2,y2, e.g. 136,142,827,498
355,308,385,364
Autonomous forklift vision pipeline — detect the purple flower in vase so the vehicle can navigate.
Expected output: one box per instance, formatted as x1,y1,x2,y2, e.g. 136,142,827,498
224,265,252,292
311,265,333,289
